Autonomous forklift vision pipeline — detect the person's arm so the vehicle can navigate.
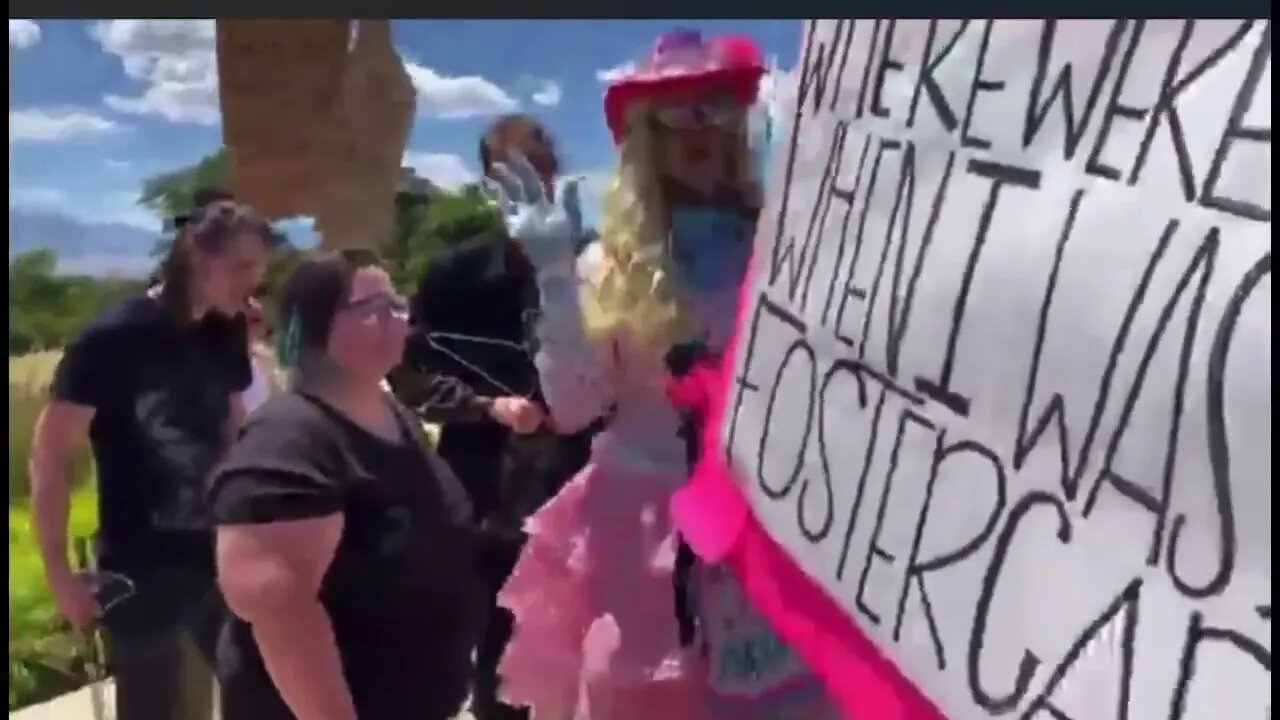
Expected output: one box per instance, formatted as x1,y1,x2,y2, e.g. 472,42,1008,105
217,517,352,720
30,402,98,628
395,252,502,426
484,160,615,433
30,327,115,630
391,339,546,433
388,352,494,425
397,235,547,434
210,414,355,720
531,241,617,433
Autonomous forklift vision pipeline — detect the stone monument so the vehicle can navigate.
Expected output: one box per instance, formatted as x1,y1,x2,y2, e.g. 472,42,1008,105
216,20,417,250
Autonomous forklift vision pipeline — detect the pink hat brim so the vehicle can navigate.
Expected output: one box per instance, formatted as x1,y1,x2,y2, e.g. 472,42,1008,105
604,64,766,144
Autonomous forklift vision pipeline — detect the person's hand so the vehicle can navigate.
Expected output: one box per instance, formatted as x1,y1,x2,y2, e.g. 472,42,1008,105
487,396,545,434
484,151,584,273
48,570,99,632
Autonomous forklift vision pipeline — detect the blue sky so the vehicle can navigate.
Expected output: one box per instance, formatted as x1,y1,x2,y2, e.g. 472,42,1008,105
9,19,801,274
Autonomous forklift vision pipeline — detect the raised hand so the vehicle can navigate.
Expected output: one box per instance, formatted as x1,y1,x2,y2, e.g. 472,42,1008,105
483,151,584,271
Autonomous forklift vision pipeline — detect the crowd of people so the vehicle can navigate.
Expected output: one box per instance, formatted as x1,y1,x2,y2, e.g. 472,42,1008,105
27,28,844,720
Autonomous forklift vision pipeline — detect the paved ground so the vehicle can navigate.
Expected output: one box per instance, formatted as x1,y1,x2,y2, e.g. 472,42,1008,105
10,682,116,720
10,681,477,720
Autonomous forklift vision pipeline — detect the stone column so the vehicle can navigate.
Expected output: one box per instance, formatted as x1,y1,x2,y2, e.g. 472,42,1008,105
216,20,417,251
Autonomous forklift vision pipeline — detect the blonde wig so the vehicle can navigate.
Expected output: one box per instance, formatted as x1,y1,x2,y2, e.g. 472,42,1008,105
581,101,762,352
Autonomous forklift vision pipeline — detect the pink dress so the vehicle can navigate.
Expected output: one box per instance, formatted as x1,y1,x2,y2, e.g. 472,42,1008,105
496,244,838,720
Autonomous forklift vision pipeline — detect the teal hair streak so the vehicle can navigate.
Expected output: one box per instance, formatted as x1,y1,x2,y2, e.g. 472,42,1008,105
276,311,303,371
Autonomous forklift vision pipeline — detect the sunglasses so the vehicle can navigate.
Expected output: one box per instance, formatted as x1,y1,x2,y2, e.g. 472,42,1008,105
653,100,745,131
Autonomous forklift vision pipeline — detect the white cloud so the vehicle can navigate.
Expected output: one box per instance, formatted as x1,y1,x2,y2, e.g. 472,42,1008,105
11,184,158,231
9,107,123,143
91,20,221,125
90,24,520,124
403,60,518,119
96,190,161,231
403,151,477,191
595,61,635,84
530,80,563,107
9,19,40,50
11,184,159,232
10,187,69,210
104,158,132,170
10,186,161,277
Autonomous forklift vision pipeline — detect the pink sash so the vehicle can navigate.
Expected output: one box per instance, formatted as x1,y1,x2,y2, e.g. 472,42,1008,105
668,260,947,720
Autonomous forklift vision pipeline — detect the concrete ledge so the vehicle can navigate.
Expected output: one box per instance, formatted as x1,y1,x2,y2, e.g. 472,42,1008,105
10,681,115,720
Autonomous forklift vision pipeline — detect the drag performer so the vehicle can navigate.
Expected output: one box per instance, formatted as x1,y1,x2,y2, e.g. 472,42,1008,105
486,29,838,719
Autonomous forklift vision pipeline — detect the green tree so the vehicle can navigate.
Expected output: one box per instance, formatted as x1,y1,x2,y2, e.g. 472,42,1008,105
138,148,231,220
136,148,302,289
8,249,143,355
389,183,499,293
8,250,59,354
136,149,500,298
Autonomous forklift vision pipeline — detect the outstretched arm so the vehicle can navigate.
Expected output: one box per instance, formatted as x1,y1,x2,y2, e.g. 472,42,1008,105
387,341,494,426
485,152,617,435
391,332,546,434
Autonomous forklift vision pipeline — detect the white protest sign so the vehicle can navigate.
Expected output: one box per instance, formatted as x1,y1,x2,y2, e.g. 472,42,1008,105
726,20,1270,719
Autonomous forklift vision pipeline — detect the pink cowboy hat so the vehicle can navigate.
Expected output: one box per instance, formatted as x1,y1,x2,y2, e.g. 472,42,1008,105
604,28,767,144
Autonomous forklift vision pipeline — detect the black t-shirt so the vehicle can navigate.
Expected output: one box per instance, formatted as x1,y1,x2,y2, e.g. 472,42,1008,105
50,295,251,571
210,392,481,720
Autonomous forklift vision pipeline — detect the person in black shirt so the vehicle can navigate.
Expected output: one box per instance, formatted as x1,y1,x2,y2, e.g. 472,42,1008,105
387,113,600,720
30,199,271,720
211,250,481,720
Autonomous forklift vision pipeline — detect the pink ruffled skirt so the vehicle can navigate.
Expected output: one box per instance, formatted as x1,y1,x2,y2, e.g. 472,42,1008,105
496,457,710,720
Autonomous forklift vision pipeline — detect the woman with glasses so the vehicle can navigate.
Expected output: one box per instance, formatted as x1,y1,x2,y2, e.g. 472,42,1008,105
484,29,837,719
210,251,481,720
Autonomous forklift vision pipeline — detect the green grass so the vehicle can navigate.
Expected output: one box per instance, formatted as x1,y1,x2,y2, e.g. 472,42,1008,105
9,351,93,503
9,351,102,710
9,487,101,710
